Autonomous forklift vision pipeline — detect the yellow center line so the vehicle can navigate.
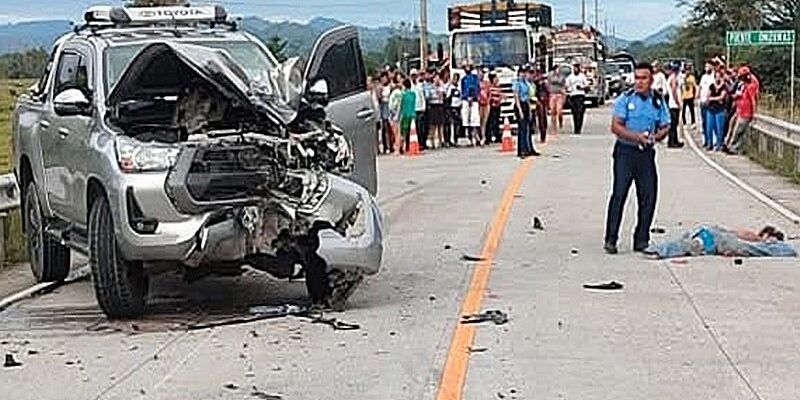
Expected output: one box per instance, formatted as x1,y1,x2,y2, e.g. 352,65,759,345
435,130,555,400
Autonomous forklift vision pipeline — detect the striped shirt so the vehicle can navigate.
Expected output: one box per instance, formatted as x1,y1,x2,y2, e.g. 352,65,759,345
489,84,502,107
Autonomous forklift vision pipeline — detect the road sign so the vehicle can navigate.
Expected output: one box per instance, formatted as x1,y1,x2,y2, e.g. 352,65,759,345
726,30,796,47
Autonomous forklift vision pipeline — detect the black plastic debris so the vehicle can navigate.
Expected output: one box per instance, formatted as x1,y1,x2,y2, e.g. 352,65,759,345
461,254,487,262
310,315,360,331
583,281,624,291
481,179,488,185
224,382,240,390
468,346,488,353
734,258,744,266
532,217,545,231
251,388,282,400
444,244,452,250
461,310,509,325
570,248,579,255
429,295,437,301
3,354,22,368
650,227,667,234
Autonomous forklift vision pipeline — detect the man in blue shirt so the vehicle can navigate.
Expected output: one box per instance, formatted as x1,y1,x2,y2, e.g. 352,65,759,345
460,63,481,145
512,64,540,157
604,62,671,254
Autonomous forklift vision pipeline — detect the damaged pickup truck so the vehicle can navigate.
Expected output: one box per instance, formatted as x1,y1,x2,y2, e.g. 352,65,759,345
12,4,383,317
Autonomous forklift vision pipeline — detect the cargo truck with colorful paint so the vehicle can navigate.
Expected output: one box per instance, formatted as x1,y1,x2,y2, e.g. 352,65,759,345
551,23,608,107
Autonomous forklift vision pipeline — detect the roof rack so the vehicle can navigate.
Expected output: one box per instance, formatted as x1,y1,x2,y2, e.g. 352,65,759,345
75,3,236,34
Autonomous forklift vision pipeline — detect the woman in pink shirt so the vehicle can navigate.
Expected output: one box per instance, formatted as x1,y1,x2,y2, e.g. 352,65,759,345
478,70,491,146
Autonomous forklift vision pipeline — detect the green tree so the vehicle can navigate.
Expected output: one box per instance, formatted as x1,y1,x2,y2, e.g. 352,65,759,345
0,48,49,79
265,35,288,63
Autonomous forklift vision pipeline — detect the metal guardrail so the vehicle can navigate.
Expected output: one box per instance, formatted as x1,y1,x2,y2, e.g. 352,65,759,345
0,173,20,213
752,113,800,147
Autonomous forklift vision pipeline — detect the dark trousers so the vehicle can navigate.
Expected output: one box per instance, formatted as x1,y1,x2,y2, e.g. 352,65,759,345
668,108,681,146
487,106,501,143
380,119,393,154
416,111,427,150
682,98,696,125
604,143,658,248
528,105,538,147
537,99,548,142
568,94,586,134
447,107,462,145
516,103,532,156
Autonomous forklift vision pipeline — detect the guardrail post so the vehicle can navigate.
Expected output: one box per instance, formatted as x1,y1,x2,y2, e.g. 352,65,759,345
0,213,5,269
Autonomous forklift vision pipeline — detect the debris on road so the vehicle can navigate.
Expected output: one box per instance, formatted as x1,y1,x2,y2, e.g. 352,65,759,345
429,295,437,301
3,354,22,368
468,346,488,353
583,281,624,291
670,259,690,265
444,244,452,250
532,216,545,231
481,179,488,185
571,248,579,255
250,388,283,400
461,310,509,325
461,254,487,262
650,227,667,234
224,382,240,390
734,258,744,266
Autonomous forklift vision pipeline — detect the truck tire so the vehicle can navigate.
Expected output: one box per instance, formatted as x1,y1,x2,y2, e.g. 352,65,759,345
24,181,70,282
305,253,363,312
89,195,148,318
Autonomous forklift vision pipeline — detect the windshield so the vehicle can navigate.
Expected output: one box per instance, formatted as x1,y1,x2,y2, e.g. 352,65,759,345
105,40,275,93
451,29,529,69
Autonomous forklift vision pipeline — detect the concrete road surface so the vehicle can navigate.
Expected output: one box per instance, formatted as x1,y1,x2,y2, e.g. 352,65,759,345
2,106,799,400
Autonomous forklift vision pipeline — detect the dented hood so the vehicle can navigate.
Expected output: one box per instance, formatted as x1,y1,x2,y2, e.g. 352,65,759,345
106,42,299,126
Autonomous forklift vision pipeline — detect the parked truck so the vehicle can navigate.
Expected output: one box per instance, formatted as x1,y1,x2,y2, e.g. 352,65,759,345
552,23,607,106
447,0,553,122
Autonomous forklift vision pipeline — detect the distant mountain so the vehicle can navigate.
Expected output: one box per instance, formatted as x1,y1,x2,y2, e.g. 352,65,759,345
642,25,679,46
606,36,631,51
0,16,446,57
0,20,72,54
241,16,447,57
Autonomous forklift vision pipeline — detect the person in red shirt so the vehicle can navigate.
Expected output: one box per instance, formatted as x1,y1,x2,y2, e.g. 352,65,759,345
485,73,504,143
478,69,491,145
726,66,759,154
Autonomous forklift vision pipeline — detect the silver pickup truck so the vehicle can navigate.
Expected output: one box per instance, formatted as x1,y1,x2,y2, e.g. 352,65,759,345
12,4,383,317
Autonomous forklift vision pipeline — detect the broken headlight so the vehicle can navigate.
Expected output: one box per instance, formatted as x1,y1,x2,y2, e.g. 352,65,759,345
116,136,180,173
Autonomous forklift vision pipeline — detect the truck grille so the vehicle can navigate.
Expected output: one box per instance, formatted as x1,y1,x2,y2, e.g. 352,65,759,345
185,145,280,202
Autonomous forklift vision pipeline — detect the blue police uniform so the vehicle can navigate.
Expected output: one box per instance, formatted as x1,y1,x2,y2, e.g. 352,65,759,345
604,90,671,250
513,76,533,156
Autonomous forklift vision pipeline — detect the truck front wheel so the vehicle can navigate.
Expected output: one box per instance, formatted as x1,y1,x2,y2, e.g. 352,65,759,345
24,181,70,282
89,195,148,318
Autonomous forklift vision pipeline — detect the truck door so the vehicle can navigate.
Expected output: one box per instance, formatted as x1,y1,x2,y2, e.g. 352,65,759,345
304,26,378,195
43,44,93,222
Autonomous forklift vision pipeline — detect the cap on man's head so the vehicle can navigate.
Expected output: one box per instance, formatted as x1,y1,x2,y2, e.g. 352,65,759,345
738,66,751,76
518,64,529,73
409,68,419,76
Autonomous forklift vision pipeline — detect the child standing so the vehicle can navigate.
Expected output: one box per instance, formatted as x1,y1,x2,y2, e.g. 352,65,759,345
399,79,417,154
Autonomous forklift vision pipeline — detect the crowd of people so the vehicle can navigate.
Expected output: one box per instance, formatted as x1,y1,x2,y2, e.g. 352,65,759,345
650,57,760,155
368,61,594,159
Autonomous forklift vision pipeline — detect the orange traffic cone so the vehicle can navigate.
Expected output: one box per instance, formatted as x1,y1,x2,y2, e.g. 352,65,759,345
407,119,420,156
500,117,513,152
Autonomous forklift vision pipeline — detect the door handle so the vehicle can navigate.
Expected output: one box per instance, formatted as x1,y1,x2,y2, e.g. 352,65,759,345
356,108,374,120
39,120,51,129
58,127,70,138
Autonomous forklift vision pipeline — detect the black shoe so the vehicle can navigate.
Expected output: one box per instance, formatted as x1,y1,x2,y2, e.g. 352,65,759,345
529,150,541,156
604,242,618,254
633,243,649,253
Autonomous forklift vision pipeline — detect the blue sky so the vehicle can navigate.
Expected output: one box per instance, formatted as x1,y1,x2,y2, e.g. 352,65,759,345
0,0,687,39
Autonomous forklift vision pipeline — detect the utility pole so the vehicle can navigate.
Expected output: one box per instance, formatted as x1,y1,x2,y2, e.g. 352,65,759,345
581,0,586,26
420,0,428,70
594,0,598,28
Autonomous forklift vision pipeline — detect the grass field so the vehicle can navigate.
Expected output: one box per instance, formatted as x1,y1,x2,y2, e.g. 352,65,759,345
760,93,800,125
1,79,33,264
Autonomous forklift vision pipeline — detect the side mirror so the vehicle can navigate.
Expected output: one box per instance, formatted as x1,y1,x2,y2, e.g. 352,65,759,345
54,88,91,117
306,78,329,106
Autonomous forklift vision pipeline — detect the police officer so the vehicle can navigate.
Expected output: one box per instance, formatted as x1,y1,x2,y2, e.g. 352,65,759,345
604,62,671,254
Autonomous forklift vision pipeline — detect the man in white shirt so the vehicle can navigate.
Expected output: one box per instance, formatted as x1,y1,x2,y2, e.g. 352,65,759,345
565,63,589,134
698,61,716,144
652,61,668,99
410,69,428,150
